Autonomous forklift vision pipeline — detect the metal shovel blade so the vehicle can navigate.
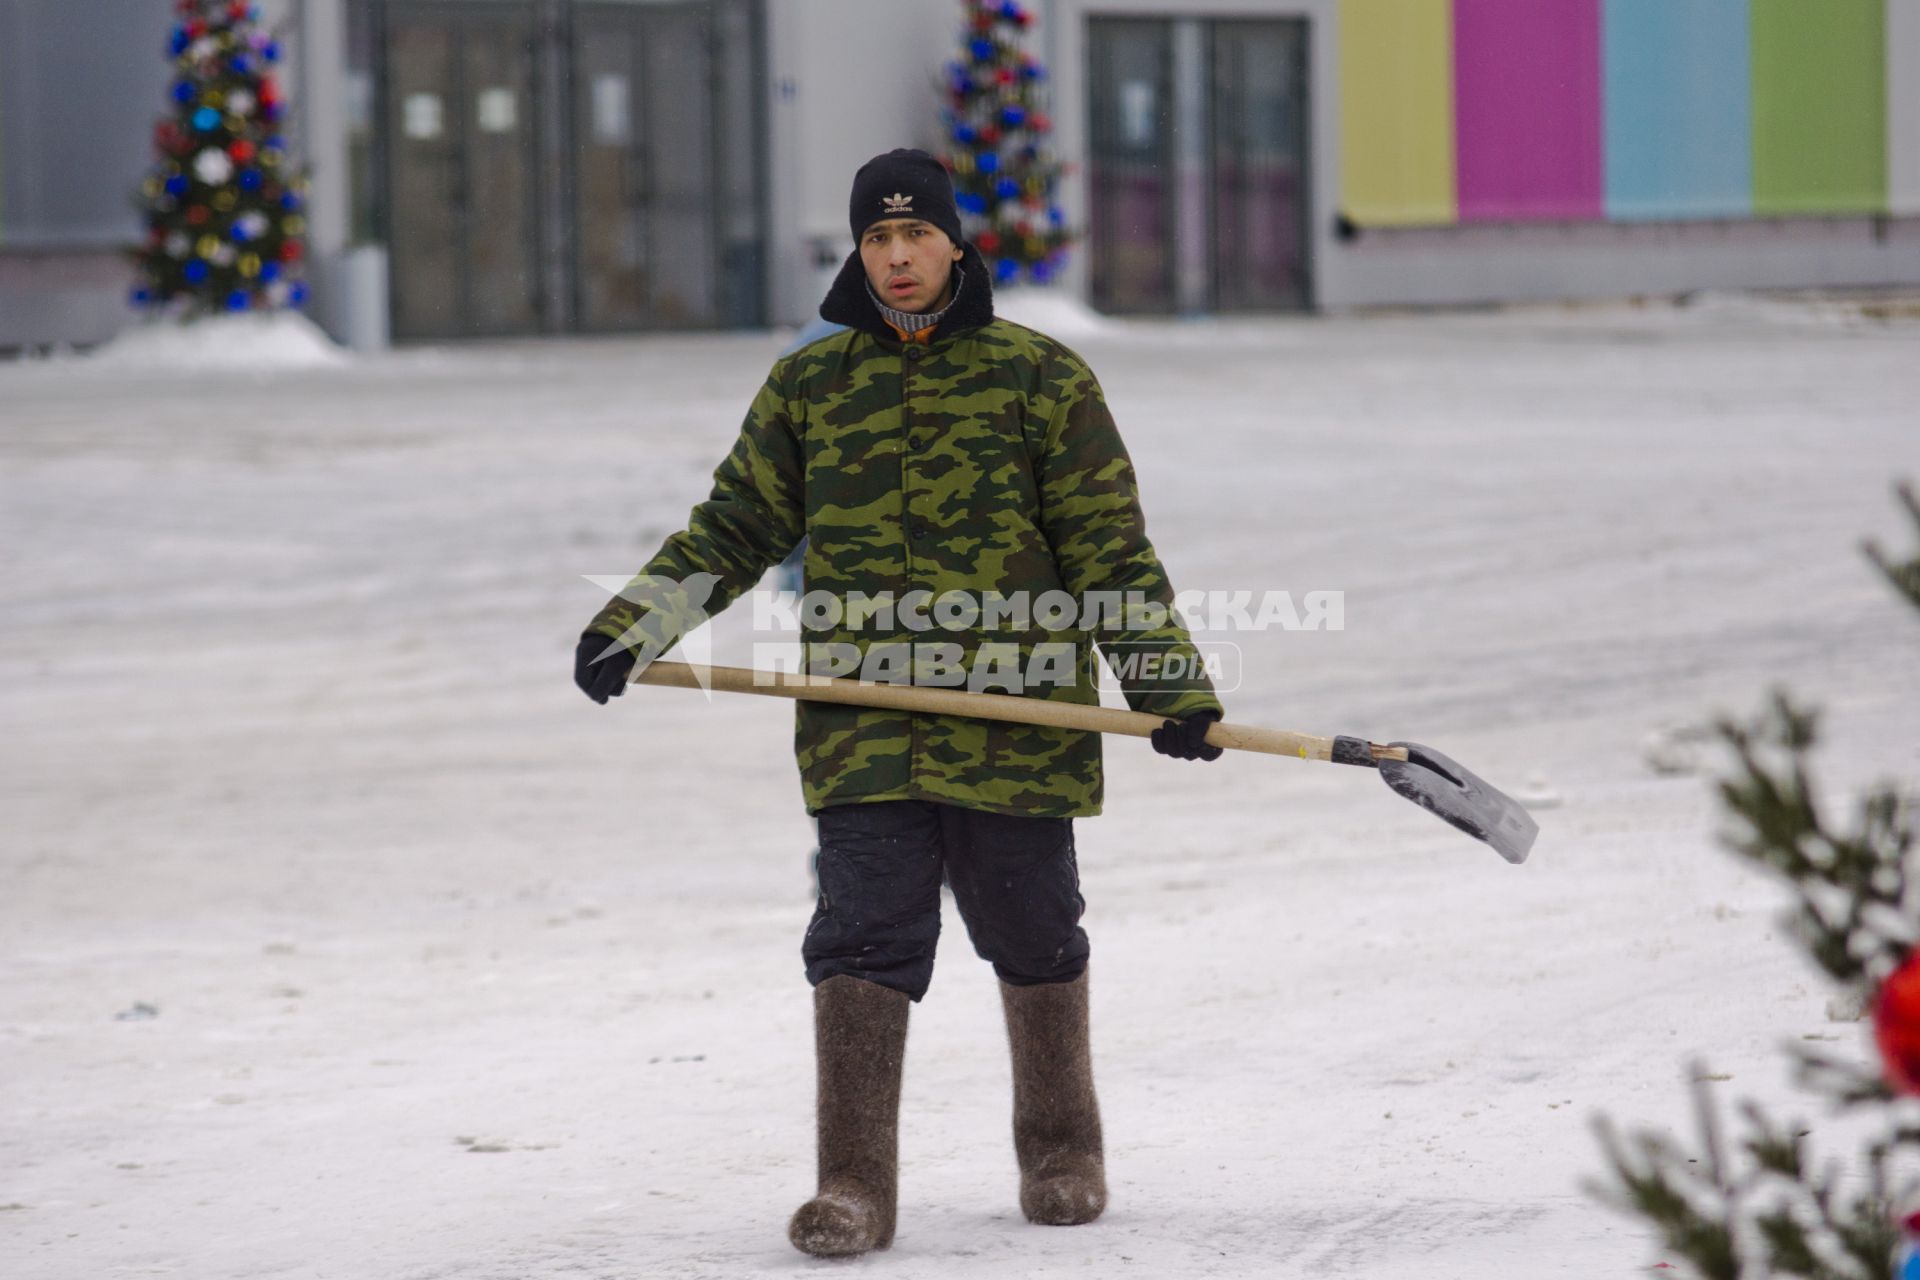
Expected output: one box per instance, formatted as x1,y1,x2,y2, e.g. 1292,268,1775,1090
1377,742,1538,864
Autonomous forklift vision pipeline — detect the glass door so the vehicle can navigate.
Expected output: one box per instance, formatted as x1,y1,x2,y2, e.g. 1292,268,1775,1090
384,1,544,339
1210,19,1311,311
1087,18,1175,314
569,0,762,332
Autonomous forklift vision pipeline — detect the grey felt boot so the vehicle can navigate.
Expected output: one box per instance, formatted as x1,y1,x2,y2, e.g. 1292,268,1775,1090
1000,968,1108,1226
787,975,910,1257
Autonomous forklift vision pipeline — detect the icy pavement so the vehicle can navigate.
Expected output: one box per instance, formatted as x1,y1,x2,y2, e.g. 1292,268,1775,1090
3,299,1918,1278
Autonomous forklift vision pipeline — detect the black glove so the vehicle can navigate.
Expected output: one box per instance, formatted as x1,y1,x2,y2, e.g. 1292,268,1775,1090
1151,708,1223,761
574,632,637,705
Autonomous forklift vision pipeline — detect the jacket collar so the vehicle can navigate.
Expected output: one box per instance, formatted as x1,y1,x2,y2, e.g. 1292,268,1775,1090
819,239,996,345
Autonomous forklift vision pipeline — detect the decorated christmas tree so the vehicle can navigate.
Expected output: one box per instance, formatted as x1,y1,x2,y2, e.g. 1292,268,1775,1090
1591,483,1920,1278
938,0,1072,287
131,0,310,317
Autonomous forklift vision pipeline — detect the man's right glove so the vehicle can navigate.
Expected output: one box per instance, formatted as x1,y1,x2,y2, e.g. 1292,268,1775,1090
574,632,638,705
1150,708,1224,761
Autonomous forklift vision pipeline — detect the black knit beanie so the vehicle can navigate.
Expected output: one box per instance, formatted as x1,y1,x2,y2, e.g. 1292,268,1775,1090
848,148,966,246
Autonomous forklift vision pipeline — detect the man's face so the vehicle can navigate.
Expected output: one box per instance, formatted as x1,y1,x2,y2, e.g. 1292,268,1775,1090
859,218,964,314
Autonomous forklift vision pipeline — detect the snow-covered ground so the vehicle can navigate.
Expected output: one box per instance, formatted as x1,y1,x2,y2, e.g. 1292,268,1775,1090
3,297,1918,1278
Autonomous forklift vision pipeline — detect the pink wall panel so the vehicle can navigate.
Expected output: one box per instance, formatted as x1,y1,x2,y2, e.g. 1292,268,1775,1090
1452,0,1604,221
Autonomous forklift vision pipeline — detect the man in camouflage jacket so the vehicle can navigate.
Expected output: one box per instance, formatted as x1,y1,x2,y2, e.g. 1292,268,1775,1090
573,149,1223,1258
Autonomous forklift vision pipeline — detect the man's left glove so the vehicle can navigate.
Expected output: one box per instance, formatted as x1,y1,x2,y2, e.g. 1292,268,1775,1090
574,632,637,705
1151,708,1224,761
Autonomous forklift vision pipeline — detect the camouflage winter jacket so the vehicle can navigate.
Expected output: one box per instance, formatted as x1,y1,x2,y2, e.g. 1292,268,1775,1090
583,241,1223,817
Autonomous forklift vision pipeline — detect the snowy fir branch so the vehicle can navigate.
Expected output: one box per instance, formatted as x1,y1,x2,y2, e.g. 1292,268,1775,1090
1713,692,1916,991
1589,1072,1905,1280
1590,486,1920,1278
1864,482,1920,615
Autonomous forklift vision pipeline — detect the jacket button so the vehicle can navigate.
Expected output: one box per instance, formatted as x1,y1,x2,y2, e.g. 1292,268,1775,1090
904,346,923,362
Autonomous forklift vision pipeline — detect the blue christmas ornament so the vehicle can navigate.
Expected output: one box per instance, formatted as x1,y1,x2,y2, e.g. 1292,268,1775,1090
263,40,280,63
131,287,152,305
231,54,252,76
977,151,999,175
1002,104,1026,128
1047,204,1064,227
267,134,286,152
172,81,195,104
1900,1241,1920,1280
164,175,189,197
999,1,1022,19
955,124,977,145
227,290,252,311
994,257,1020,284
969,37,994,61
239,169,263,191
261,262,282,283
169,29,189,56
183,260,210,283
995,177,1020,200
192,106,220,131
289,282,308,307
1031,259,1053,284
957,192,988,215
231,224,251,244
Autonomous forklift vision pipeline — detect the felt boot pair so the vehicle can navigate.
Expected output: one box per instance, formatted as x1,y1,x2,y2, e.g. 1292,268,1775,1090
787,970,1107,1257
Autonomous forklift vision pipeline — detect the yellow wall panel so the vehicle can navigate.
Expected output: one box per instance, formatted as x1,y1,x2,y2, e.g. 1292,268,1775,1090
1339,0,1458,226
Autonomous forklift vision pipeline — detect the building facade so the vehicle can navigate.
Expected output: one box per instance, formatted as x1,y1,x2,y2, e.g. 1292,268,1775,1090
3,0,1917,348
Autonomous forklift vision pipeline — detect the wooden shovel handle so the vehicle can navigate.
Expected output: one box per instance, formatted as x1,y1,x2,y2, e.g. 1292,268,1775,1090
630,661,1407,764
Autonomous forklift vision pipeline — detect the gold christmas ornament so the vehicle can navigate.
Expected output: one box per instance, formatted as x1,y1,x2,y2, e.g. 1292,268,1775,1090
239,254,262,279
212,190,237,212
284,215,307,236
197,234,222,259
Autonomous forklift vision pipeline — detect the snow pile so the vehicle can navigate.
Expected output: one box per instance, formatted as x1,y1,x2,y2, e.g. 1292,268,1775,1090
86,309,349,371
994,286,1118,340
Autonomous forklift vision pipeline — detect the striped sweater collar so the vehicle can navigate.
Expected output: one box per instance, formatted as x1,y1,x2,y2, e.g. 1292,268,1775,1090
865,266,965,337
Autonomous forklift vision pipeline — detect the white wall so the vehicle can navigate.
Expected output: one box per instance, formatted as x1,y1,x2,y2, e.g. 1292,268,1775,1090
763,0,960,325
1891,0,1920,217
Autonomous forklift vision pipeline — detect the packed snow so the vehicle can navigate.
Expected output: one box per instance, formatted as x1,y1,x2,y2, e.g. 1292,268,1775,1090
3,296,1918,1278
77,309,349,372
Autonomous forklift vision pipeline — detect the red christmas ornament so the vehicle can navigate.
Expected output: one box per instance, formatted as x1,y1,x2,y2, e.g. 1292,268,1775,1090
979,126,1001,146
259,77,279,105
229,1,249,19
996,68,1014,86
1031,113,1051,132
976,230,1001,254
229,140,255,163
185,205,210,226
187,19,206,38
1875,950,1920,1093
279,240,305,263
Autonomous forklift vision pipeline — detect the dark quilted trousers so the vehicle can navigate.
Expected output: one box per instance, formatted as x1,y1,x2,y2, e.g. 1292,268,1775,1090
802,798,1090,1001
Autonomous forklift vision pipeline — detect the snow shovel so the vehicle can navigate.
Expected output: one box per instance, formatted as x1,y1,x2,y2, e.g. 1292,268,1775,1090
629,661,1538,864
